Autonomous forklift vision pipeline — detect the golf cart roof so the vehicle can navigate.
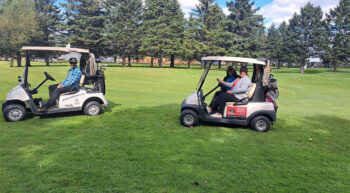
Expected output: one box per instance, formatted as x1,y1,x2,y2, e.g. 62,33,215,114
22,46,90,54
201,56,265,65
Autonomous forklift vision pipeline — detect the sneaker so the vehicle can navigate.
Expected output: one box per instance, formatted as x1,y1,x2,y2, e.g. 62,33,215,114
210,113,222,118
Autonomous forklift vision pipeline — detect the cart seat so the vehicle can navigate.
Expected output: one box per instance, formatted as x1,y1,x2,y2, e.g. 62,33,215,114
226,83,256,106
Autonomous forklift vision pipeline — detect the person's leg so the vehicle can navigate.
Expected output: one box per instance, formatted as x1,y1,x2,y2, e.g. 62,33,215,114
218,93,239,115
44,85,74,108
209,91,222,112
49,84,59,98
209,92,222,111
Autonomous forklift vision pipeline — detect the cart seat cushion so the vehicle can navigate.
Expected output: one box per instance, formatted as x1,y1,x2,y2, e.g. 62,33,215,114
226,102,235,106
79,74,85,85
248,83,256,99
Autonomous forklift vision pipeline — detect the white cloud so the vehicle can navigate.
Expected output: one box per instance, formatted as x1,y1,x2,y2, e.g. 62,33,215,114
222,7,230,16
259,0,339,27
178,0,199,18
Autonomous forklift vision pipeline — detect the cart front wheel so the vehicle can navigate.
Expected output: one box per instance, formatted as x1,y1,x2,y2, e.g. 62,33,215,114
250,116,270,132
180,109,198,127
3,104,27,122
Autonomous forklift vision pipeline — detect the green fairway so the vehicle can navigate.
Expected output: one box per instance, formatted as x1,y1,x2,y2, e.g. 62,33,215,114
0,61,349,192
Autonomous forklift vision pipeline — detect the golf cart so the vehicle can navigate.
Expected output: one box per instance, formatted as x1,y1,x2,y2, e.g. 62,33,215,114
180,56,279,132
2,46,108,122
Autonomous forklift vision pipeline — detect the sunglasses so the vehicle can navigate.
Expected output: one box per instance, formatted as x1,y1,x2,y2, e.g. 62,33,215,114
70,62,76,65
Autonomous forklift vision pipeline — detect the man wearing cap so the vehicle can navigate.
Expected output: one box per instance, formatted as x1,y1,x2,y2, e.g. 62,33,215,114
40,57,82,110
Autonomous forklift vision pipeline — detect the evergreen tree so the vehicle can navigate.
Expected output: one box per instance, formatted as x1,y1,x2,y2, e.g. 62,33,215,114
278,21,296,68
32,0,63,66
105,0,143,67
225,0,265,58
323,0,350,72
267,23,283,68
192,0,226,68
61,0,105,56
288,3,324,73
140,0,185,67
0,0,38,67
181,14,206,68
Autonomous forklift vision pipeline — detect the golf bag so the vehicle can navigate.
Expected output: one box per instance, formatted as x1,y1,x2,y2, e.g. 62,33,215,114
264,74,278,111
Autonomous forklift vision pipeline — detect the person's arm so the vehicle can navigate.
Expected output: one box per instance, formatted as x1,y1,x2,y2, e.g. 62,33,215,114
220,80,234,88
229,77,250,94
62,69,82,87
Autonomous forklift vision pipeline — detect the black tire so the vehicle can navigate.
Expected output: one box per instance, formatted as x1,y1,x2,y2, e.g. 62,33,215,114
84,101,101,116
250,116,271,132
3,104,26,122
180,109,198,127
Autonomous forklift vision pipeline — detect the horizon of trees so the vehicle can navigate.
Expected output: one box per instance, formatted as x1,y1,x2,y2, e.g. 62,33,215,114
0,0,349,73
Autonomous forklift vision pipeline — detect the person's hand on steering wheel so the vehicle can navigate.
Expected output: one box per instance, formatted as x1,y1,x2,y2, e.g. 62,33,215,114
226,90,231,94
217,78,223,83
57,84,63,88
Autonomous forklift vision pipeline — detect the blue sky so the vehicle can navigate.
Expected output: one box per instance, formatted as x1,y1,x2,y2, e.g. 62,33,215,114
178,0,340,27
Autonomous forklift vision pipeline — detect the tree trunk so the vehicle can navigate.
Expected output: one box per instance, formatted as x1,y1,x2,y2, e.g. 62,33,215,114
277,60,280,69
300,60,305,74
218,61,221,69
45,52,49,66
5,55,8,61
128,55,132,67
150,57,154,67
122,51,126,67
201,61,204,69
158,57,163,67
16,52,22,67
10,57,14,67
114,55,117,63
170,54,175,68
333,63,337,72
187,60,191,68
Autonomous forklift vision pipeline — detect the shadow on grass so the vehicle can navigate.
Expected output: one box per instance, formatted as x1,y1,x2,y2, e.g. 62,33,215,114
37,101,121,120
301,114,350,132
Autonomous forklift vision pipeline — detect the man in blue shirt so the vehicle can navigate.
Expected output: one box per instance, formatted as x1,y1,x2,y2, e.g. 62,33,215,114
40,57,82,110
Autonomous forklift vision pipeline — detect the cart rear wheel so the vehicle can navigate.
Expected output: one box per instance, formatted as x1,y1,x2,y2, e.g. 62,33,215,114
84,101,101,116
3,104,26,122
250,116,270,132
180,109,198,127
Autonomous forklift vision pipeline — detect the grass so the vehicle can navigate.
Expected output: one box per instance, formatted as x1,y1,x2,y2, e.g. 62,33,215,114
0,61,349,192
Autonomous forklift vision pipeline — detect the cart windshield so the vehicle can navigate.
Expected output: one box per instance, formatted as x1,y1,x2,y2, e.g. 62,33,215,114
20,67,26,86
196,62,212,91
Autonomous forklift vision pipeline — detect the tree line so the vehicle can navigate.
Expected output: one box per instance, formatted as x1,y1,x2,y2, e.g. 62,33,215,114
0,0,349,73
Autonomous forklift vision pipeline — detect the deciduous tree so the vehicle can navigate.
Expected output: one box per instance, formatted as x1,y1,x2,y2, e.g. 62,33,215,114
0,0,38,67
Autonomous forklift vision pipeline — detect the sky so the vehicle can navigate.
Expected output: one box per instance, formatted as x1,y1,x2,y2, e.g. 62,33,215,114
179,0,340,27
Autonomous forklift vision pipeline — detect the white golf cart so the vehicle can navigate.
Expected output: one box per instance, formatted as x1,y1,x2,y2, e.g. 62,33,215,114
180,56,278,132
2,46,108,122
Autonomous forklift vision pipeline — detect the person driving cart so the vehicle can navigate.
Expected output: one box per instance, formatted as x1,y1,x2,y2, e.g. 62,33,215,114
40,57,82,110
207,67,251,118
212,66,239,101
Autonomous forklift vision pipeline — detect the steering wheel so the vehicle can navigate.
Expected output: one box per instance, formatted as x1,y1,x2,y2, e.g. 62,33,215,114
44,72,55,81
